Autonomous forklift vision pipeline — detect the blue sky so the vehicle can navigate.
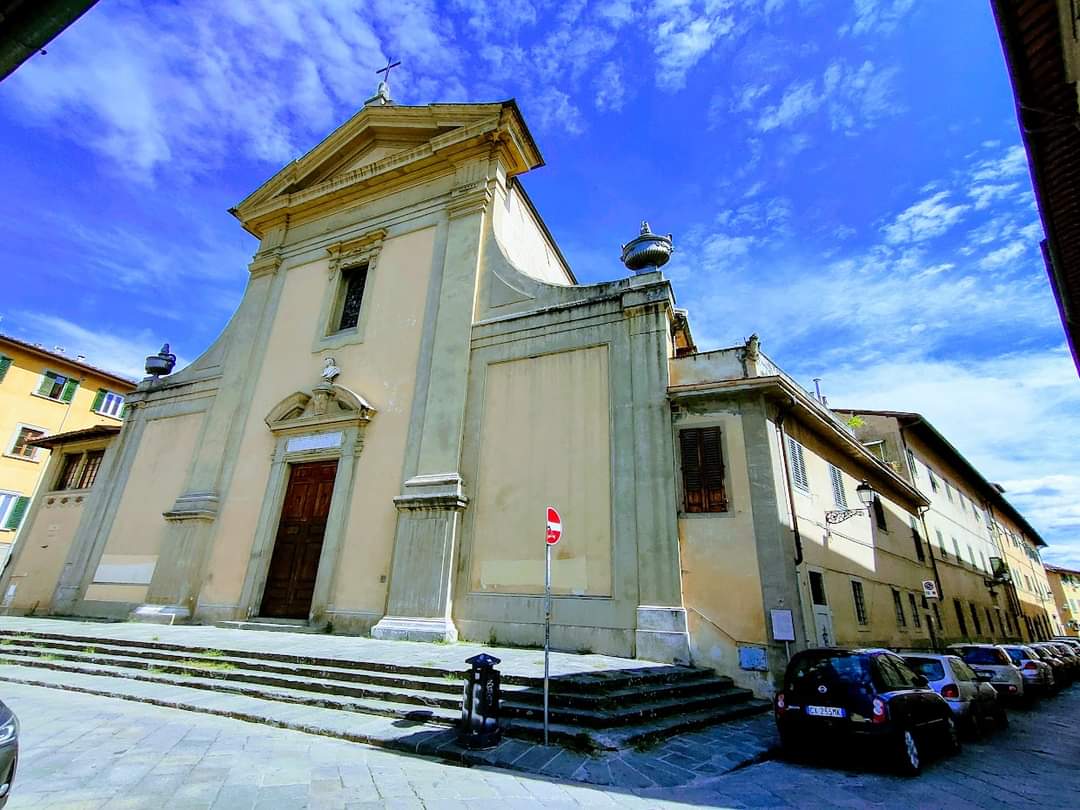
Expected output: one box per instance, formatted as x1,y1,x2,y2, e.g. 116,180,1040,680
1,0,1078,565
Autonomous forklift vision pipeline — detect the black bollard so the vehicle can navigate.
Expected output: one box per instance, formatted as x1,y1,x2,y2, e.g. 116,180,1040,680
458,653,503,749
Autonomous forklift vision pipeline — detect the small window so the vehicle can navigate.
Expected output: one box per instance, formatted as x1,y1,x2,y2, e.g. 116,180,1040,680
809,571,827,606
852,580,868,625
863,440,886,462
76,450,105,489
906,448,918,480
909,517,925,561
92,389,125,419
679,427,727,513
933,602,943,631
967,544,975,568
980,551,989,572
928,468,939,493
936,529,947,559
908,593,922,628
36,370,78,402
787,436,809,491
8,425,45,460
0,491,29,532
953,536,962,562
335,263,369,332
829,464,847,508
969,603,982,636
985,608,995,638
872,496,887,531
55,453,83,491
892,589,907,628
954,599,969,637
945,481,954,502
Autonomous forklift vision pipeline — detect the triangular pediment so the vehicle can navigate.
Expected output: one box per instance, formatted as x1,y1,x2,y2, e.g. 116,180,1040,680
265,383,376,435
232,101,544,238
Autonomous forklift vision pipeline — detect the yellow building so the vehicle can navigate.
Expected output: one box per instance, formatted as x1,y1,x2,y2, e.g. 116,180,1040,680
0,335,135,567
1045,564,1080,637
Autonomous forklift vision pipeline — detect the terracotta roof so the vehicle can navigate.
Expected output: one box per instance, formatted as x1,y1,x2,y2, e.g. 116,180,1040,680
0,333,137,389
992,0,1080,374
836,408,1048,548
27,424,121,450
1045,563,1080,576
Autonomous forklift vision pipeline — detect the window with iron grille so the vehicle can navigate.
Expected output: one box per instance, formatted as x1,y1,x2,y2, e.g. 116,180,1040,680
55,453,82,490
908,593,922,628
851,580,868,625
335,263,369,332
892,589,906,628
829,464,847,508
77,450,105,489
787,436,809,491
679,427,727,513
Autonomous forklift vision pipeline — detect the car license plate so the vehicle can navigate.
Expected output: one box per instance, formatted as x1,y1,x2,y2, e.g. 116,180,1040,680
806,705,845,718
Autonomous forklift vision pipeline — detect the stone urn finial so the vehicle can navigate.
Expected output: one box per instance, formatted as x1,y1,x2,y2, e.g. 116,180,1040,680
145,343,176,378
620,220,674,274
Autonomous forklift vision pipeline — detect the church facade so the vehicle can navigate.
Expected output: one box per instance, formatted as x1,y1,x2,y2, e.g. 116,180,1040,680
2,95,936,693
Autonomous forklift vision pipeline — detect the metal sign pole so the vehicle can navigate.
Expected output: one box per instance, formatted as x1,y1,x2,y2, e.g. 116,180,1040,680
544,541,551,746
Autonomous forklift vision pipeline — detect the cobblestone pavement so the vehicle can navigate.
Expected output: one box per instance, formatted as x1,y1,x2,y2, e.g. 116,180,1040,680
4,681,1078,808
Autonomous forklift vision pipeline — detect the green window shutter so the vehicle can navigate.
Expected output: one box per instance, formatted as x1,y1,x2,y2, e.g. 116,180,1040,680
0,355,11,383
4,496,29,531
61,378,79,403
120,403,129,419
36,373,55,396
91,389,106,412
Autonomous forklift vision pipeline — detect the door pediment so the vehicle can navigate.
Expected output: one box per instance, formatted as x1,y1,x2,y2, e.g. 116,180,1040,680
265,383,375,436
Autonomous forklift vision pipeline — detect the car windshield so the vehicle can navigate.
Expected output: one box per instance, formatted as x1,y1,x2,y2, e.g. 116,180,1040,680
787,653,872,693
1002,647,1025,664
958,647,1008,665
902,657,945,681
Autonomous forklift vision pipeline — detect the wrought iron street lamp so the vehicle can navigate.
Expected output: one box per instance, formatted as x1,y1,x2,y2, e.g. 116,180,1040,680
825,481,877,525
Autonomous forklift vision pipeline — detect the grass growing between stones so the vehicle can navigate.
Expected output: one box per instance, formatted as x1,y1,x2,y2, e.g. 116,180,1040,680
181,658,237,672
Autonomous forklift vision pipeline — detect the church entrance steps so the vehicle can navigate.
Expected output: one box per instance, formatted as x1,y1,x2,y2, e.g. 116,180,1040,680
0,618,770,751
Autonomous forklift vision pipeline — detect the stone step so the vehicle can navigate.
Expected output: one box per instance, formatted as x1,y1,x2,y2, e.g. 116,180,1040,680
503,686,758,728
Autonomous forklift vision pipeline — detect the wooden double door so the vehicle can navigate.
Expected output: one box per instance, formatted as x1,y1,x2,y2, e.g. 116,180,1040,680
260,460,337,619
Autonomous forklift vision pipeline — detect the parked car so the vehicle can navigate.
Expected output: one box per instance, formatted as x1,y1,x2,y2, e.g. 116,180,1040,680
1029,643,1070,687
775,648,959,775
1045,642,1080,681
946,644,1025,701
998,644,1056,697
1051,636,1080,652
0,701,16,809
901,652,1005,734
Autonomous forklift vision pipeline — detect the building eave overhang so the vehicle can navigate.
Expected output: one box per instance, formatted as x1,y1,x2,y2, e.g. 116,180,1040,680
669,376,929,512
231,100,544,239
28,424,121,449
837,408,1048,548
0,334,137,389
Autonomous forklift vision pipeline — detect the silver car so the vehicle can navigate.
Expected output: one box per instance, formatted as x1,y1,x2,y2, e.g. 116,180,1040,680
946,644,1025,700
998,644,1055,697
0,701,16,809
902,653,1005,734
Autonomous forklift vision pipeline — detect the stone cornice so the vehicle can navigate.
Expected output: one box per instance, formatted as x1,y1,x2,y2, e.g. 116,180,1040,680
326,228,387,274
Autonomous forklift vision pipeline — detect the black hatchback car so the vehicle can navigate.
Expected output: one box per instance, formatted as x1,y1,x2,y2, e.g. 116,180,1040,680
775,648,959,775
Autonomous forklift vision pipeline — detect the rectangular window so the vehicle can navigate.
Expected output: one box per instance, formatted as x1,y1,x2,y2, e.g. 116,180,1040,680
954,599,968,637
980,551,988,572
679,427,727,512
970,603,982,636
787,437,809,491
91,389,125,419
55,453,82,491
892,589,907,628
809,571,827,606
336,263,369,331
909,517,925,561
76,450,105,490
928,468,939,493
968,544,975,567
8,425,45,460
852,580,868,625
953,536,962,562
829,464,847,508
864,440,886,462
0,492,29,532
936,529,947,559
36,370,78,402
906,448,918,480
908,593,922,628
933,602,943,632
945,481,954,502
872,496,887,531
0,354,11,383
985,608,995,638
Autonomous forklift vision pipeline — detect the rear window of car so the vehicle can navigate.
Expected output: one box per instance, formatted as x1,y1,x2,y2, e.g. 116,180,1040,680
902,657,945,681
1002,647,1025,664
786,653,872,691
957,647,1008,665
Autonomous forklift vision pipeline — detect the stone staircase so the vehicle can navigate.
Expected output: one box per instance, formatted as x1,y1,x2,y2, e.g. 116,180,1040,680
0,628,769,750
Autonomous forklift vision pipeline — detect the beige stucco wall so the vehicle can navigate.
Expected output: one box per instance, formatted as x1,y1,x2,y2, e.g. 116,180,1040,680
2,496,85,613
469,345,611,596
198,225,436,616
491,182,573,286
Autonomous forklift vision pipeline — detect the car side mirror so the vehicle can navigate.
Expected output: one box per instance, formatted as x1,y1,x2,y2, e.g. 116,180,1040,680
975,672,993,683
913,675,929,688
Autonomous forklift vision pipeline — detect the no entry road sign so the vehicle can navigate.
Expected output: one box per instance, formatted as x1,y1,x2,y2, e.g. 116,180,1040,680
545,507,562,545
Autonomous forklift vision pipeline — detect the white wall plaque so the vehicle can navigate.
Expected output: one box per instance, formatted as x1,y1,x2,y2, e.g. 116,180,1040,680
286,432,343,453
770,609,796,642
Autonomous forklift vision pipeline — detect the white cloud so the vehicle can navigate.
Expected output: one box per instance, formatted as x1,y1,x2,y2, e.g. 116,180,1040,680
971,145,1029,182
594,61,625,112
530,86,585,135
756,79,820,131
979,241,1029,271
651,3,736,90
969,182,1021,210
822,60,901,134
842,0,918,37
883,191,970,244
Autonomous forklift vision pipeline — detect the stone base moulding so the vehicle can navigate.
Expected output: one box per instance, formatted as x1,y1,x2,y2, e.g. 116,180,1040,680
635,605,692,665
370,616,459,643
129,604,191,625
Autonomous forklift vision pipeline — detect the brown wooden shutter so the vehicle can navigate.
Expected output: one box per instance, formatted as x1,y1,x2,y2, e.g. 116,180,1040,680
680,429,704,513
700,427,727,511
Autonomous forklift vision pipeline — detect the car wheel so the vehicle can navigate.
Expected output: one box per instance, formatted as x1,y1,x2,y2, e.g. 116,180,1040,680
943,716,961,755
896,728,922,776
